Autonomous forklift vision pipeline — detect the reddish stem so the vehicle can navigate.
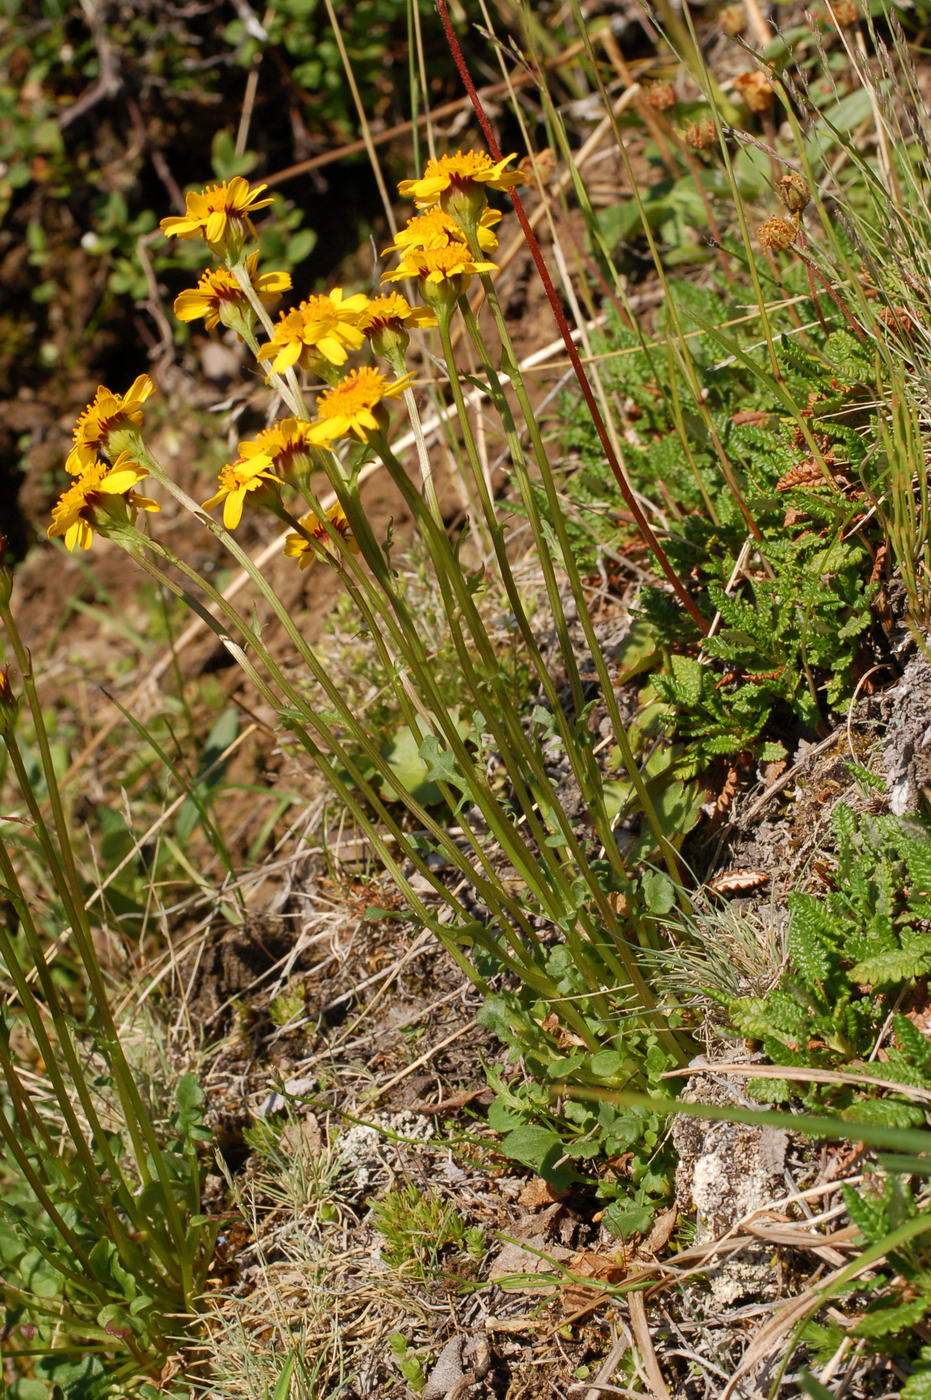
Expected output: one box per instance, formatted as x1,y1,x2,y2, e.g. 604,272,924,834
434,0,709,635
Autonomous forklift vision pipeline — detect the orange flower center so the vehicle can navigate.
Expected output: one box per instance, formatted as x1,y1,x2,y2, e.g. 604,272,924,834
317,368,389,421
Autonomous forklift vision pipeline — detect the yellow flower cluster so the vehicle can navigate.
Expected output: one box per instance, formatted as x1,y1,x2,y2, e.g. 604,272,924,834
50,377,160,550
383,152,521,300
54,151,521,561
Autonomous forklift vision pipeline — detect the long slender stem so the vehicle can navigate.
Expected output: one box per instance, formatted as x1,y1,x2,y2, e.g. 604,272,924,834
434,0,709,634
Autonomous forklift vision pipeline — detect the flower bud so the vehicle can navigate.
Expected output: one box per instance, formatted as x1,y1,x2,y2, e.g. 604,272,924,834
0,666,19,734
776,172,810,214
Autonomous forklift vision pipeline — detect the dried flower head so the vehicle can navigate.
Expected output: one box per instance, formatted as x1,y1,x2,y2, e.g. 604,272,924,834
757,216,798,252
683,118,717,151
775,172,810,215
284,503,360,569
827,0,859,24
67,375,156,476
877,305,918,337
719,3,747,35
734,69,775,113
645,81,677,112
256,289,371,374
160,177,273,259
48,452,159,551
173,253,290,332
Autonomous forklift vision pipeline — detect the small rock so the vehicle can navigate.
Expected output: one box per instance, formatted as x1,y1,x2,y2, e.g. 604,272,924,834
423,1335,464,1399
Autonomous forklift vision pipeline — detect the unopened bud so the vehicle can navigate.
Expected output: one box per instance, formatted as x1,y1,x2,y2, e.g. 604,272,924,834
757,216,798,252
776,172,809,214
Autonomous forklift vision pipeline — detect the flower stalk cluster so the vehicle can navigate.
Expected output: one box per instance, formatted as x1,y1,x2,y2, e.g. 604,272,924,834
49,157,697,1069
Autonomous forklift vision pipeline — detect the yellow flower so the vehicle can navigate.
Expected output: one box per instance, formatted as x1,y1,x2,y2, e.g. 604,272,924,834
358,293,437,337
160,177,274,256
384,205,502,255
173,253,291,331
48,452,159,552
250,417,318,478
381,242,497,288
256,289,371,374
201,448,282,529
398,150,523,210
284,503,360,569
308,366,414,445
67,375,156,476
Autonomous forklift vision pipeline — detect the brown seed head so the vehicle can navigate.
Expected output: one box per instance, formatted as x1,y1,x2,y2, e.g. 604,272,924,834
645,81,677,112
877,304,917,336
776,172,810,214
719,3,747,35
757,216,797,252
734,69,775,113
827,0,859,24
683,118,717,151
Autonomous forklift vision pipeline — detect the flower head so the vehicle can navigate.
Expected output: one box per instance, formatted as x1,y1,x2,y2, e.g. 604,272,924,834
381,243,497,306
358,293,437,337
385,205,501,256
48,452,159,552
308,366,414,446
358,292,436,363
173,253,291,332
256,289,371,375
201,451,282,529
67,375,156,476
398,150,523,213
284,503,360,569
757,216,797,252
247,418,318,484
160,177,274,259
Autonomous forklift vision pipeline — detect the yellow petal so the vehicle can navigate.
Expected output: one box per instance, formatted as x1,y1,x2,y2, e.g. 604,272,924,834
274,341,303,372
223,491,245,530
174,290,212,321
206,209,228,245
126,374,155,405
99,469,144,494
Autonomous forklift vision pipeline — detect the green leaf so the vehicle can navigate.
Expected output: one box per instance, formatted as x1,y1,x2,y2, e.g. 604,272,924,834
853,1296,931,1338
601,1200,654,1239
903,1363,931,1398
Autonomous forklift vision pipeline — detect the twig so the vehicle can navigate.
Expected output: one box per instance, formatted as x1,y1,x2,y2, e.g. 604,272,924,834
627,1293,673,1400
